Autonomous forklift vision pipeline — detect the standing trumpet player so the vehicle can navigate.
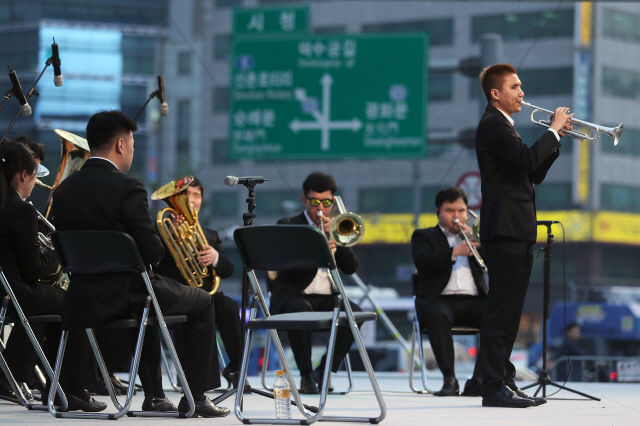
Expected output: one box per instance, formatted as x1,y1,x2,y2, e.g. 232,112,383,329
411,187,487,397
475,63,572,408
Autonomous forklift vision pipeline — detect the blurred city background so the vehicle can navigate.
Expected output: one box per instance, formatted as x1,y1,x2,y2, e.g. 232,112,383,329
2,0,639,379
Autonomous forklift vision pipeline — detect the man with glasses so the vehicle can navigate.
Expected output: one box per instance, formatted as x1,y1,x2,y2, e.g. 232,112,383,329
272,171,360,394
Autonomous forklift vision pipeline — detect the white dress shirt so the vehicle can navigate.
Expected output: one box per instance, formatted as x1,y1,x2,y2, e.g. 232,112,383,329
301,210,332,295
439,225,478,296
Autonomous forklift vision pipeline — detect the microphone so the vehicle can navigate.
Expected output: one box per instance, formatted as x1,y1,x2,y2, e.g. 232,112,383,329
536,220,560,226
158,75,168,116
51,38,63,87
7,65,31,116
224,176,267,186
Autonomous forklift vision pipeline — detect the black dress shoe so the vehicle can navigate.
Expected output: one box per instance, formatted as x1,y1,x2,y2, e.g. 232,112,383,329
141,396,178,412
313,368,334,393
462,376,482,397
482,386,534,408
511,387,547,406
66,394,108,412
300,373,320,394
434,377,459,396
178,396,230,418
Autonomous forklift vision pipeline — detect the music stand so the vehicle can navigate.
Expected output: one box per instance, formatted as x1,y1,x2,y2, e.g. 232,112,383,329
211,178,318,414
520,221,600,401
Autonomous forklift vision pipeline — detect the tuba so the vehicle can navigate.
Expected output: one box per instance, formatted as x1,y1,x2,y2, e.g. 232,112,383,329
151,176,220,294
329,196,365,247
41,129,91,219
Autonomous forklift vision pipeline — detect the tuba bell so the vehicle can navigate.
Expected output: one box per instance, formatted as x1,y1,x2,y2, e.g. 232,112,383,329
329,196,365,247
42,129,91,219
151,176,220,294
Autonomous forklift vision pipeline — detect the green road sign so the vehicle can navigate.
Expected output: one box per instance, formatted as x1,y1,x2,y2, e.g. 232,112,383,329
233,6,309,37
229,33,428,160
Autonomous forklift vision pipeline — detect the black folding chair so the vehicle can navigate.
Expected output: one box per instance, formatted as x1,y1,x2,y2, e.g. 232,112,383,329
0,270,68,411
233,225,386,424
409,273,480,393
48,230,194,420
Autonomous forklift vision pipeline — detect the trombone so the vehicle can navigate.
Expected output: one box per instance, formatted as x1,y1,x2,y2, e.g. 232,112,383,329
521,101,623,146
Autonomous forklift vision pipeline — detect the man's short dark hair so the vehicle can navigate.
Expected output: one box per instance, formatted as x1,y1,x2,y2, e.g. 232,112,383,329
189,176,204,198
435,187,468,212
302,171,337,196
86,110,138,153
11,135,45,161
567,322,580,332
479,63,517,103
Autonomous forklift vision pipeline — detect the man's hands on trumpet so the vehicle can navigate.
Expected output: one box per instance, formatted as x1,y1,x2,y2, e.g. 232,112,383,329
549,107,574,137
452,222,479,259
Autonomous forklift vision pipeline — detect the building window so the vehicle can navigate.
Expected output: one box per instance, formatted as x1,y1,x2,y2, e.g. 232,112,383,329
472,9,573,42
212,138,234,164
177,100,190,154
314,26,346,34
360,188,413,213
213,87,229,113
214,34,231,61
429,74,452,101
601,184,640,213
215,0,242,8
602,128,640,157
603,9,640,43
602,67,640,100
178,51,192,75
210,192,238,217
122,36,155,74
255,191,301,217
535,183,576,210
362,18,453,46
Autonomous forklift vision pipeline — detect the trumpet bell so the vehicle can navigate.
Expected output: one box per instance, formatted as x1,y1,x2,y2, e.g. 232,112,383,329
329,212,365,247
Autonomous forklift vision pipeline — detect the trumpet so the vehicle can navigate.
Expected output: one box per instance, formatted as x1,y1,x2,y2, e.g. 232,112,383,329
453,214,487,275
521,101,623,146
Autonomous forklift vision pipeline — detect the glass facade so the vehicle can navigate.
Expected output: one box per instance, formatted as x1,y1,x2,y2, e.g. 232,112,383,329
471,9,573,42
601,184,640,213
603,8,640,43
602,128,640,157
602,67,640,100
362,18,453,46
360,187,413,213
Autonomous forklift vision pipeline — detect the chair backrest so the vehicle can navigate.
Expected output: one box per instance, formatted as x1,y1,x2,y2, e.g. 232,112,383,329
234,225,336,271
51,230,146,274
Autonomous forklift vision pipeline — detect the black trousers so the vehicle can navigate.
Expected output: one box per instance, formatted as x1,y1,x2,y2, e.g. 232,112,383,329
135,275,219,397
212,293,242,373
479,237,533,397
2,285,90,397
415,295,485,379
280,294,362,376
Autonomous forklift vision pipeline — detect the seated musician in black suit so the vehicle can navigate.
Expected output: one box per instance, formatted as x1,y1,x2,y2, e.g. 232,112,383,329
272,171,361,394
154,177,243,384
51,110,229,417
0,141,106,411
411,187,487,397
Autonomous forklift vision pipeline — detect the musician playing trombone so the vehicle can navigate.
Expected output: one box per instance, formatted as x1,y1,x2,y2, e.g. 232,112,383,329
475,63,573,408
411,187,488,397
272,171,361,394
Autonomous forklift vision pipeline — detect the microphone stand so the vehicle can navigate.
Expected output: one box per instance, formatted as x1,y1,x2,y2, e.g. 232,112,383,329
211,178,318,413
1,56,55,143
132,90,160,121
520,221,600,400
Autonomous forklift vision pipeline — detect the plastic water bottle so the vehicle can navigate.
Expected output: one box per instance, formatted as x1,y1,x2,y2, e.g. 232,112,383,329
274,370,291,419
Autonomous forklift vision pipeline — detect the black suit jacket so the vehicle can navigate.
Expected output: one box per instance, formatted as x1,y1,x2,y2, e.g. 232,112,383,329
52,158,164,328
155,227,234,293
0,191,63,315
411,226,488,306
475,105,561,242
270,212,358,314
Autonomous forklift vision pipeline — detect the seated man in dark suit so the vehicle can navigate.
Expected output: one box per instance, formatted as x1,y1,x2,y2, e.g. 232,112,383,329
154,177,243,384
272,171,360,394
411,187,487,397
51,110,229,417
